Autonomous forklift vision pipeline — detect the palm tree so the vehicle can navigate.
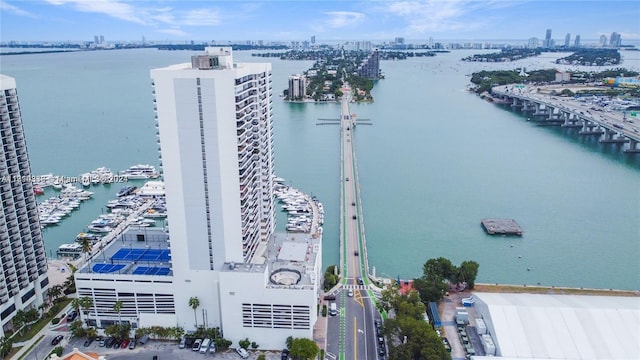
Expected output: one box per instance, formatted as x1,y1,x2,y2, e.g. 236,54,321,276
78,296,93,325
188,297,200,328
79,238,92,260
113,301,123,325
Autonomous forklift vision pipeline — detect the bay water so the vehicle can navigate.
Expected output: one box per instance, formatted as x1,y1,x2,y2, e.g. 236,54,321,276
1,48,638,290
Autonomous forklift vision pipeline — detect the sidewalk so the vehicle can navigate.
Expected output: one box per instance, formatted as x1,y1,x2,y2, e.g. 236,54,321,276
312,298,328,354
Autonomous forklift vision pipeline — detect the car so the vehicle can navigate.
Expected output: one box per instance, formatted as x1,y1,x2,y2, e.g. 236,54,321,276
348,289,353,297
345,177,349,181
66,310,78,322
192,339,202,351
184,337,195,348
378,336,384,345
356,277,363,285
179,336,186,349
128,339,137,350
121,339,130,348
104,337,115,347
112,339,122,348
378,346,386,356
354,250,359,256
83,337,94,347
235,347,249,359
281,348,289,360
51,335,64,345
351,202,355,206
352,215,357,219
99,338,106,347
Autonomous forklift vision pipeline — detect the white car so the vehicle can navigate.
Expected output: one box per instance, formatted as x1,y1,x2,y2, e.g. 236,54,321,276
348,289,353,297
235,347,249,359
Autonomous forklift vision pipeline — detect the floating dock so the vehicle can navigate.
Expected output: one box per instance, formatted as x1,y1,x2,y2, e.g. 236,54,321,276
481,218,523,236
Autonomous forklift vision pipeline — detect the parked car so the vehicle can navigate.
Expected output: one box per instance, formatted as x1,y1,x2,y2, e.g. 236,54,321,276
235,347,249,359
51,335,64,345
281,348,289,360
121,339,130,349
112,339,122,349
66,310,77,322
128,339,137,350
83,337,94,347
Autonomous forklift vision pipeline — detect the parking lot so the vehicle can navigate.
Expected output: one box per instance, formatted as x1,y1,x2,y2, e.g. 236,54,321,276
63,337,287,360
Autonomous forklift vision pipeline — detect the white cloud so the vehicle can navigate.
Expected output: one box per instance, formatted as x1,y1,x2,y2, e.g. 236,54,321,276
382,0,491,34
44,0,147,24
324,11,366,28
1,0,37,18
156,28,189,37
43,0,222,28
180,9,221,26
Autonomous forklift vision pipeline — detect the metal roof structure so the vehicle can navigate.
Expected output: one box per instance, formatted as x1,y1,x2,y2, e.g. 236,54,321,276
472,292,640,359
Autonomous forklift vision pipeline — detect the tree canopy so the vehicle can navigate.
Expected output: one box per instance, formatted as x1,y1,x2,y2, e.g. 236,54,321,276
413,257,480,303
288,337,319,360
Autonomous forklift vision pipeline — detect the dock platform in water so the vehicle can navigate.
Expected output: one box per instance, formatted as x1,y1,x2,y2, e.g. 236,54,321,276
481,218,523,236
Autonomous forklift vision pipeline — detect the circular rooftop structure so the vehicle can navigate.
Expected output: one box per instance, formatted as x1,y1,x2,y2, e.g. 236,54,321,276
270,268,301,285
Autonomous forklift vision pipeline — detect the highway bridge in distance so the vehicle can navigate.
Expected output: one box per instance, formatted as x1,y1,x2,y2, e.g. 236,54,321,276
324,84,385,360
491,84,640,153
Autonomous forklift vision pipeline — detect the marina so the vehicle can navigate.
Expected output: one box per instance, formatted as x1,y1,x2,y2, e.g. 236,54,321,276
274,178,324,235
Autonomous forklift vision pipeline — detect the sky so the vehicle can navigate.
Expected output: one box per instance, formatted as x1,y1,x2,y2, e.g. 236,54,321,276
1,0,639,43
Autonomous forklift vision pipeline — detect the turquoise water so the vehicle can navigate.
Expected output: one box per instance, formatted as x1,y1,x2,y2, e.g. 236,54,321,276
1,48,638,290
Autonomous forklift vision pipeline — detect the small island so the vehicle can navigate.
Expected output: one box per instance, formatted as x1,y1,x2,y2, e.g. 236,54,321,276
462,48,542,62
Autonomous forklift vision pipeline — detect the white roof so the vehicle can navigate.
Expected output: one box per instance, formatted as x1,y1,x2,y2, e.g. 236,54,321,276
473,292,640,359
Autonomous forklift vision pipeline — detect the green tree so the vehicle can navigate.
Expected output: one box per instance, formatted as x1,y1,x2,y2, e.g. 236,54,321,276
214,337,231,351
385,316,449,360
79,237,92,260
0,336,13,359
286,336,293,350
289,338,319,360
188,297,200,328
12,310,26,336
78,296,93,320
113,300,123,325
257,355,266,360
69,320,86,337
251,341,259,349
238,338,250,349
457,261,480,289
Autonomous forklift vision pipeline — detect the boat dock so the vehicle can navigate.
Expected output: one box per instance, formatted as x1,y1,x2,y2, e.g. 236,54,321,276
481,218,523,236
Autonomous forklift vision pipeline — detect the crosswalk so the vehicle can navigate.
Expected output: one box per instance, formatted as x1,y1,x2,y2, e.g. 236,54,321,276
342,284,368,290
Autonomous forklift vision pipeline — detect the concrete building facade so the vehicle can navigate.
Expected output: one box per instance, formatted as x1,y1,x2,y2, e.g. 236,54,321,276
0,75,49,337
74,48,321,349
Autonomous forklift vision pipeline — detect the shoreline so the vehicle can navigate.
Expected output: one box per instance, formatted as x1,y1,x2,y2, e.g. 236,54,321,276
473,282,640,297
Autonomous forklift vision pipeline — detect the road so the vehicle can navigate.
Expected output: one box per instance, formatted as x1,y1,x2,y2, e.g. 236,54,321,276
324,85,385,360
492,85,640,141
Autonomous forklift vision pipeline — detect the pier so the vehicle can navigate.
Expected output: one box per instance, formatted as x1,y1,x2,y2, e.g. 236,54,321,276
491,85,640,153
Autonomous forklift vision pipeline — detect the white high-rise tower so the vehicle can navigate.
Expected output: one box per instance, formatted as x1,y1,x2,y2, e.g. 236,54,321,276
0,75,49,337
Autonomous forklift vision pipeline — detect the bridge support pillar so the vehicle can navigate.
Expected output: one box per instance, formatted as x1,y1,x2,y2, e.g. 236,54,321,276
625,139,640,153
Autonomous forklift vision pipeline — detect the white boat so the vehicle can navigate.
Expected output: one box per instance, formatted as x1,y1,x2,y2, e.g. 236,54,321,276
57,243,83,257
80,173,91,187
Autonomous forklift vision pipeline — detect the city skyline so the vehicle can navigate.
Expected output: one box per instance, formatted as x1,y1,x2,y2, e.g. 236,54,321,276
1,0,639,43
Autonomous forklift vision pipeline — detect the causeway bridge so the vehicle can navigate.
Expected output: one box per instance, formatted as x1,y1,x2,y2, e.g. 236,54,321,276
324,84,383,360
492,85,640,153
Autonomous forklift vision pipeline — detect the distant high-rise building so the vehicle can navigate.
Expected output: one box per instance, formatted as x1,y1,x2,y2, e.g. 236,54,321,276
545,29,552,47
357,49,380,79
600,34,608,47
99,35,104,44
428,37,434,48
0,75,49,338
528,37,540,48
288,75,307,100
311,35,316,45
609,32,622,48
395,37,405,45
564,33,571,47
94,35,99,44
574,35,581,47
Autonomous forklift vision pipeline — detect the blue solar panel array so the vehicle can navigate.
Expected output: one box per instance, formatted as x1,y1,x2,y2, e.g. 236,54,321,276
132,266,171,276
111,248,171,262
92,263,126,273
